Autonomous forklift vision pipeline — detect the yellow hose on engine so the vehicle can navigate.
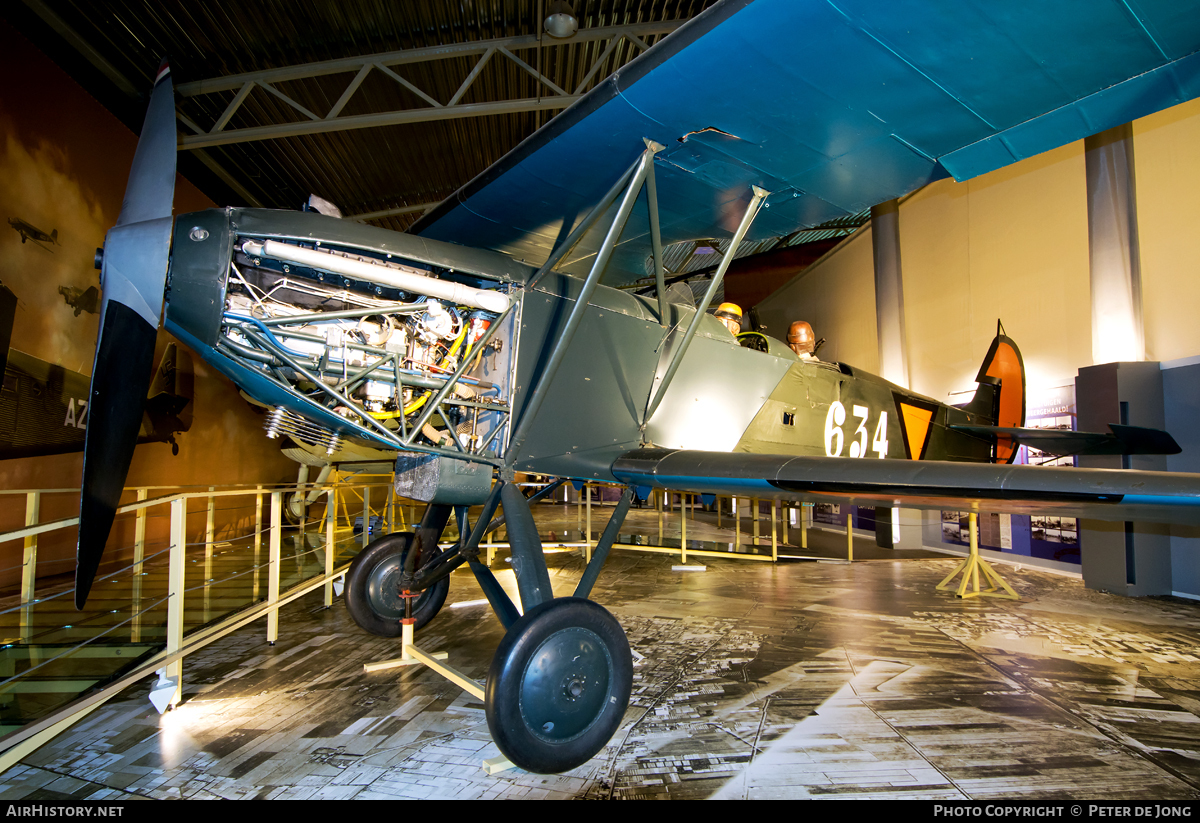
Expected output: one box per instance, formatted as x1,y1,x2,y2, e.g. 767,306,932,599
371,324,469,420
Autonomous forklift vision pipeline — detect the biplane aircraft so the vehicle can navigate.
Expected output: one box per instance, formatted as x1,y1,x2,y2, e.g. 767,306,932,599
78,0,1200,774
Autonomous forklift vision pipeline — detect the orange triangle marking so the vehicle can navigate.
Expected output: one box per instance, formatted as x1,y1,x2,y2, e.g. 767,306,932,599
901,403,934,460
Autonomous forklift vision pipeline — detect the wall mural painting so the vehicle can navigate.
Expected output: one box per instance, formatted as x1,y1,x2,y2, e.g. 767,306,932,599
0,115,192,461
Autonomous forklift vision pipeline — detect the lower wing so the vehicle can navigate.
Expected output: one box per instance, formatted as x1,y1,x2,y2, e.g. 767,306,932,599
611,449,1200,526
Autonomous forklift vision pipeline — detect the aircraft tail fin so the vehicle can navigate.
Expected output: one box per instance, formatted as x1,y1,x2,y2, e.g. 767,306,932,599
50,229,58,244
146,341,177,400
960,321,1025,463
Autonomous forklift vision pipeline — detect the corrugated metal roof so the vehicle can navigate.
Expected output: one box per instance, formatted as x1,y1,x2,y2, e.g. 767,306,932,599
8,0,869,278
14,1,718,225
635,208,870,284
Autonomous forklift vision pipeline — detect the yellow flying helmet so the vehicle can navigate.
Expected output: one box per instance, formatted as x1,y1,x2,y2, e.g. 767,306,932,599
714,302,742,322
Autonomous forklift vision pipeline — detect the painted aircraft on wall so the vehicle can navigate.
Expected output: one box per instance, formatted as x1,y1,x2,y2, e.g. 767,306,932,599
0,282,191,460
76,0,1200,774
58,285,100,317
0,345,191,460
7,218,59,253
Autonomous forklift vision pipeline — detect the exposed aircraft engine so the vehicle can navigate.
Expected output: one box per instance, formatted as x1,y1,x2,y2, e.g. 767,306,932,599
171,218,517,465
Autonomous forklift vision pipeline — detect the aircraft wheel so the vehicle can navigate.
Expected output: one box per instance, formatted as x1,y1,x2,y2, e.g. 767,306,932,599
344,532,449,636
282,492,306,525
485,598,631,774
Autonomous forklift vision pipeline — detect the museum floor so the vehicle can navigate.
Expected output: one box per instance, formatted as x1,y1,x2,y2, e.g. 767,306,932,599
2,510,1200,801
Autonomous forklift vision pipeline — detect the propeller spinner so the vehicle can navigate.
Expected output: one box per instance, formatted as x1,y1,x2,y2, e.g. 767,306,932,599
76,62,177,608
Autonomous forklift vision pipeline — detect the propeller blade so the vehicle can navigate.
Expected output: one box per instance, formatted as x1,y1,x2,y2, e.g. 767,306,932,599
76,306,159,607
76,62,176,609
118,62,176,228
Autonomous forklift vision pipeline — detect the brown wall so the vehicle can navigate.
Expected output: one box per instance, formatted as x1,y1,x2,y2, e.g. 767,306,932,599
721,240,842,316
0,21,296,589
754,225,880,372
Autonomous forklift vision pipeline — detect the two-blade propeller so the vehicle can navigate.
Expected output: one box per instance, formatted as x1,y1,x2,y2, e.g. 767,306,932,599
76,61,177,609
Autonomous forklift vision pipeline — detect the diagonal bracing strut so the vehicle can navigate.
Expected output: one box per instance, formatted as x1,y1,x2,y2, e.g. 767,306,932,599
642,185,769,430
505,142,664,468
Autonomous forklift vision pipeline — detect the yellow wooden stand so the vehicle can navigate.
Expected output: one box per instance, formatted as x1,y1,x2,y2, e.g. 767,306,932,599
362,620,452,674
936,512,1019,600
365,621,516,774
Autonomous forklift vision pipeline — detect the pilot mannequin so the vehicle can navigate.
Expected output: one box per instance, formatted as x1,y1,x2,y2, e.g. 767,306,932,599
788,320,818,359
714,302,743,336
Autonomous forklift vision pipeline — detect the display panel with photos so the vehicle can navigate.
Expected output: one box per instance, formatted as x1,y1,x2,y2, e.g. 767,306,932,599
941,384,1080,565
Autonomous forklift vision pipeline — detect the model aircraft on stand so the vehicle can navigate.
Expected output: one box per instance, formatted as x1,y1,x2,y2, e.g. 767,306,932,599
77,0,1200,774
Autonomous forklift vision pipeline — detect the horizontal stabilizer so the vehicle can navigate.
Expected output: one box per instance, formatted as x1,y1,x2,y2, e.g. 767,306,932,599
949,423,1181,457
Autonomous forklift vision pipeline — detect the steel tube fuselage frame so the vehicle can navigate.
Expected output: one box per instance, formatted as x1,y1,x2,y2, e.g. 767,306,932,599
166,172,914,489
166,207,526,469
163,200,819,483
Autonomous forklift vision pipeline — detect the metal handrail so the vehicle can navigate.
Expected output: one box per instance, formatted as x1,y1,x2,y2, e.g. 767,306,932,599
0,475,402,771
0,474,806,772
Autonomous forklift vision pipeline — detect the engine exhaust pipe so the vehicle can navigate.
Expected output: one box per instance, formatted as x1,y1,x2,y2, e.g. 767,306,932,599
241,238,510,314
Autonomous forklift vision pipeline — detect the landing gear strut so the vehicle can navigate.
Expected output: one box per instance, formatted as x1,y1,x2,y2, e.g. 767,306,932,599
344,532,449,635
475,483,633,773
347,484,636,775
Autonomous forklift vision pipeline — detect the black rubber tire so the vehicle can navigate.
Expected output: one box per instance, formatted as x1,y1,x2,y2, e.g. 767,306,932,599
485,598,632,774
344,532,449,636
282,492,305,525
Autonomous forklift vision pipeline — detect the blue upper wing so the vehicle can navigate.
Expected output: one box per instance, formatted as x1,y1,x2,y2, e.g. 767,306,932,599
411,0,1200,285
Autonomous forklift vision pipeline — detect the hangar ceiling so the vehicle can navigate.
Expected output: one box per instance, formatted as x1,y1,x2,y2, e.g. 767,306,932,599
8,1,712,222
5,0,866,285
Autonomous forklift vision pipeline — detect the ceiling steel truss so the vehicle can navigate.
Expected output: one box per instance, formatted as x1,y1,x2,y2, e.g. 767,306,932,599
176,21,685,150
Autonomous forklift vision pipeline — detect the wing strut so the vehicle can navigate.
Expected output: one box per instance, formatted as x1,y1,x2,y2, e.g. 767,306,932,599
643,140,668,322
526,138,664,291
641,185,769,428
505,142,661,469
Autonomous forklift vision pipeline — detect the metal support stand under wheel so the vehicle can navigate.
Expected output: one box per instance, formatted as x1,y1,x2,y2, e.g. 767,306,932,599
936,511,1019,600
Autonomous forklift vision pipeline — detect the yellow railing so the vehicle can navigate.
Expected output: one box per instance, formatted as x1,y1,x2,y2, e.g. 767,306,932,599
0,476,401,771
568,484,813,565
0,475,818,771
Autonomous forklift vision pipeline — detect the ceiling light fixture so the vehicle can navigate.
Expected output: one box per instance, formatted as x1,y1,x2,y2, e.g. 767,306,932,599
544,1,579,39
